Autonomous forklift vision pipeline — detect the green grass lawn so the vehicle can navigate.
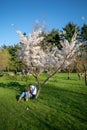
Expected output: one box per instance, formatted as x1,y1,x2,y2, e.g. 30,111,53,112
0,73,87,130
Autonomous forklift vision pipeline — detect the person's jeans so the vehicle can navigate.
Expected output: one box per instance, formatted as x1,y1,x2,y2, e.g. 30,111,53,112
20,92,32,99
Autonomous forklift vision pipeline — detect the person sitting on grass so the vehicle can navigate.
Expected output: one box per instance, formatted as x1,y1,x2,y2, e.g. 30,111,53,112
18,84,37,102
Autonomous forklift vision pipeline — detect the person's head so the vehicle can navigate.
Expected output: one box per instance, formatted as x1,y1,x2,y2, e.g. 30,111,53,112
29,84,33,88
29,84,32,87
29,84,35,90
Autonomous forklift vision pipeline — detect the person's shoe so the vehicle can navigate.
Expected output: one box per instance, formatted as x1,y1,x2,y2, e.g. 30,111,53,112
26,106,29,111
26,98,28,102
17,99,20,102
17,97,21,102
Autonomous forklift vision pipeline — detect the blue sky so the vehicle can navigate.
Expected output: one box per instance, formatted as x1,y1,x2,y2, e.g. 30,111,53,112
0,0,87,46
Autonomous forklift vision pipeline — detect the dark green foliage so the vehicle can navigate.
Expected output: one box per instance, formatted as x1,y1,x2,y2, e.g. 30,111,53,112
62,22,80,43
7,44,22,72
81,24,87,41
41,29,62,50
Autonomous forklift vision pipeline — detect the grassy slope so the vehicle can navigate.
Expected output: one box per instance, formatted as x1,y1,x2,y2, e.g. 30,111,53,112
0,73,87,130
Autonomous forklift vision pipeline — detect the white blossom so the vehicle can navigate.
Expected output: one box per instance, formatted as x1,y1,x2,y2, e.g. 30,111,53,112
17,27,82,75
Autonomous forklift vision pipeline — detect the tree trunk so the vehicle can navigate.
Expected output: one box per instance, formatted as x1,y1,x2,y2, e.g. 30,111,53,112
68,72,70,80
84,71,87,86
36,86,41,99
34,61,66,98
77,73,82,80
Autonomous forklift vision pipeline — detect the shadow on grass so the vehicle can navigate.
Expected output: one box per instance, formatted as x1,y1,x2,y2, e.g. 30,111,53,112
26,105,59,130
0,82,26,101
40,83,87,113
